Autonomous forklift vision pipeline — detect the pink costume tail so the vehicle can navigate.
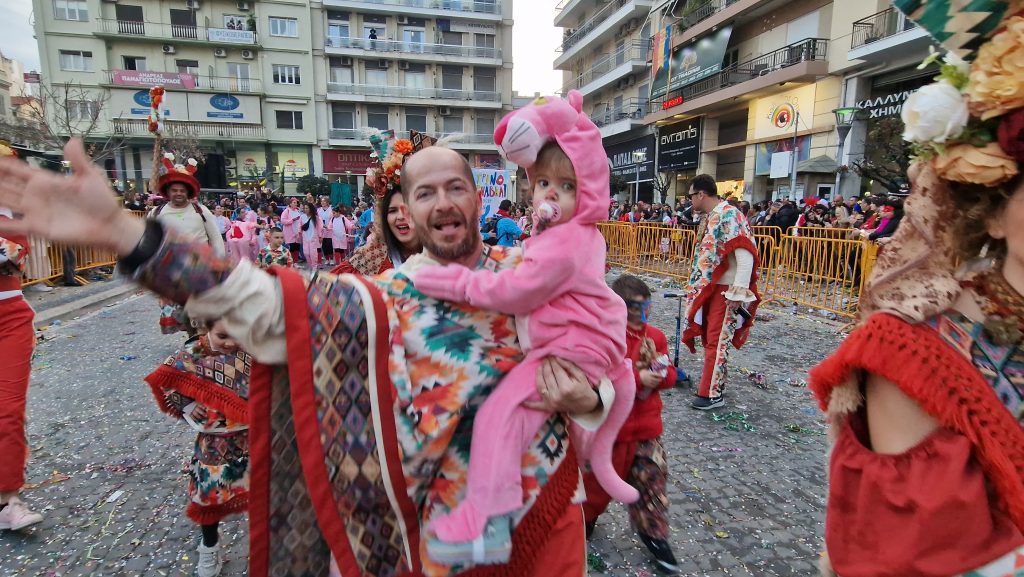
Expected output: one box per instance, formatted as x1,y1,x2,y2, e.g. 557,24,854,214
585,360,639,503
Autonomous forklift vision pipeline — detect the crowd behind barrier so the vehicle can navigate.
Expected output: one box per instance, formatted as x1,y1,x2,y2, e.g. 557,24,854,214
598,221,881,320
20,210,148,287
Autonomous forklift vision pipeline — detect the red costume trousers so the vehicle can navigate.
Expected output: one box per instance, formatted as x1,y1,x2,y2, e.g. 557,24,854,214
698,285,738,399
0,296,34,492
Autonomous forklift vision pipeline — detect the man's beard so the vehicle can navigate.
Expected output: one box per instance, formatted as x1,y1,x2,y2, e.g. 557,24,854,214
415,209,481,263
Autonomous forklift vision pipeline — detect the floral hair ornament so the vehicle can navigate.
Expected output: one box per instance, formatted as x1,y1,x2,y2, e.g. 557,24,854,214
895,0,1024,187
363,128,416,199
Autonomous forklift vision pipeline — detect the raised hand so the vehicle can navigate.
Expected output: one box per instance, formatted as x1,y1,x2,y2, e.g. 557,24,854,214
0,138,144,255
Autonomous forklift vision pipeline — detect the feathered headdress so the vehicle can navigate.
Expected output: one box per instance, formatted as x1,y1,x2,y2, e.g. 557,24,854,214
363,128,436,199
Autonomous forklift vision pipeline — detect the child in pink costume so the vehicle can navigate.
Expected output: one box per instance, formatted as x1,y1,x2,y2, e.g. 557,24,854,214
415,90,638,558
226,219,258,264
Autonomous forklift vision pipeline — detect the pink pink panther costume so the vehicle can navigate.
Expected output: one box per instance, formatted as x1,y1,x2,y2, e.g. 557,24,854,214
415,90,638,559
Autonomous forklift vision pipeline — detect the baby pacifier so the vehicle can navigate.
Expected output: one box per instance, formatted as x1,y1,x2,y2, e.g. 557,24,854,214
537,202,562,222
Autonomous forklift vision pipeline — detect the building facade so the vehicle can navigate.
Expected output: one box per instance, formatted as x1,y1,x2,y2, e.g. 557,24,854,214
310,0,514,194
554,0,655,203
33,0,317,195
639,0,936,205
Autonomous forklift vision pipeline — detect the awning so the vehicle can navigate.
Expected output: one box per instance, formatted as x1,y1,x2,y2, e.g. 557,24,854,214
795,155,838,173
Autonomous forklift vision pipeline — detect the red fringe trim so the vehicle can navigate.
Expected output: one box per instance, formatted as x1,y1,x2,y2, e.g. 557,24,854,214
187,493,249,525
682,234,761,352
247,361,273,577
144,364,249,424
809,313,1024,533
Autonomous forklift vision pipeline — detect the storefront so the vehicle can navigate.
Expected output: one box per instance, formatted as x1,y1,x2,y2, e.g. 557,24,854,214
606,135,656,204
322,148,375,206
656,117,701,203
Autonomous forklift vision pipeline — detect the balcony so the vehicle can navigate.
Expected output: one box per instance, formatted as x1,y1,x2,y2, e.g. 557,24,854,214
325,83,503,107
95,19,258,46
325,36,502,64
554,0,590,28
848,7,930,63
561,40,648,97
555,0,652,69
328,128,496,149
323,0,501,21
101,70,263,94
670,0,786,46
646,38,829,122
111,118,266,140
590,97,646,138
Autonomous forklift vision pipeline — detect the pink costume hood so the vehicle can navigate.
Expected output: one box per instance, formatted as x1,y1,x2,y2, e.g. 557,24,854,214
493,90,610,226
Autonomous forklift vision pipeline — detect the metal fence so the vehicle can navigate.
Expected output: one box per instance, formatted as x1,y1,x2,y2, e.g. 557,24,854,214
21,211,147,287
598,222,881,320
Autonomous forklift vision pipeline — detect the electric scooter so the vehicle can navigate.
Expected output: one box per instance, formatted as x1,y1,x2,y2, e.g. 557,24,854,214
662,292,691,388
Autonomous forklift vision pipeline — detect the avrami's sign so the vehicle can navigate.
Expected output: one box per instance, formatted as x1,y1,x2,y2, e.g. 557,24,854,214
856,90,915,119
657,118,701,172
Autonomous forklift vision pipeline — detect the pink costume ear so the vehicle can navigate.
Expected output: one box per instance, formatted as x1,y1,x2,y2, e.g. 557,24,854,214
498,115,545,168
567,90,583,112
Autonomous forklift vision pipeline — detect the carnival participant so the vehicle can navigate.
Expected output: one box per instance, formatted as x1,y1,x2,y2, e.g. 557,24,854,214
0,135,612,577
0,144,42,532
257,228,293,270
145,319,252,577
148,160,224,335
225,217,258,265
330,205,353,263
299,201,320,269
317,197,335,267
415,92,636,564
809,5,1024,575
684,174,760,410
279,197,303,263
333,187,420,276
213,205,229,241
582,274,680,574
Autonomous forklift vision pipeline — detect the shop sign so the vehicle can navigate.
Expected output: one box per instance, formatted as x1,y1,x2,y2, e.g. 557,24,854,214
856,90,915,119
112,69,196,89
657,118,701,172
667,26,733,91
753,84,816,140
207,27,256,44
662,95,684,110
606,136,655,181
321,149,375,173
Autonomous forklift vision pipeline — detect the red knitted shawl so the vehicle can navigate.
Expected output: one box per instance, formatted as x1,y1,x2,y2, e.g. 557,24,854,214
809,313,1024,532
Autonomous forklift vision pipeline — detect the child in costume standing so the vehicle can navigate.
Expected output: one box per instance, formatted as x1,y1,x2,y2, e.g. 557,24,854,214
414,90,637,564
144,319,252,577
299,201,320,269
257,227,293,270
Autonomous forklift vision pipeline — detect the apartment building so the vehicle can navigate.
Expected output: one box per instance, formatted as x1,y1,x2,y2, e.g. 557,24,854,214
639,0,937,204
310,0,514,189
33,0,316,195
554,0,655,202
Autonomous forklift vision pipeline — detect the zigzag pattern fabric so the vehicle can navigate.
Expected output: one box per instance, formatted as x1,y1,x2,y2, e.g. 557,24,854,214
893,0,1013,57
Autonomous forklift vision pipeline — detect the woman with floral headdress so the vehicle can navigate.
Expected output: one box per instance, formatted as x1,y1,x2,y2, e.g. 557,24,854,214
810,3,1024,575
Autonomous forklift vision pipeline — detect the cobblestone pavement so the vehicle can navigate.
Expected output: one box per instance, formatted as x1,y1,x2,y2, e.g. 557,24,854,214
0,271,844,577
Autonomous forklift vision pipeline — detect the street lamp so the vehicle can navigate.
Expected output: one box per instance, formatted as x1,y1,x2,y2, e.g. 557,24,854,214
832,106,859,198
632,150,646,204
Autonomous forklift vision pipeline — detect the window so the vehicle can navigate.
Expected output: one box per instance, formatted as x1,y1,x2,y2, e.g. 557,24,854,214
329,58,354,84
405,107,427,133
276,110,303,129
331,103,355,129
474,34,495,49
327,23,349,47
441,65,463,90
269,17,298,37
473,66,495,93
365,66,388,86
442,113,463,135
176,59,199,76
273,64,301,85
122,56,147,71
115,4,143,34
474,113,494,137
442,31,462,45
169,9,198,39
227,62,251,91
59,50,93,71
68,100,99,121
366,105,389,131
404,63,426,89
54,0,88,21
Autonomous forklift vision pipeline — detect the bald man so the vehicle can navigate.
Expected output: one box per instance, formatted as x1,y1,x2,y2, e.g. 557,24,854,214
0,141,611,577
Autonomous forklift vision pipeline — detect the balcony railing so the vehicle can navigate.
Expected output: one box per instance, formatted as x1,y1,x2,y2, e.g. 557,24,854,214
326,36,501,59
112,118,266,139
562,40,647,93
326,0,500,15
559,0,631,52
590,97,647,127
326,83,501,102
851,7,918,49
672,0,743,33
95,19,258,44
329,128,494,145
102,70,263,93
649,38,828,112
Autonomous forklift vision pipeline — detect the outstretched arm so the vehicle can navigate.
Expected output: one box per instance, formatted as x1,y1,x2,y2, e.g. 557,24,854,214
413,235,581,316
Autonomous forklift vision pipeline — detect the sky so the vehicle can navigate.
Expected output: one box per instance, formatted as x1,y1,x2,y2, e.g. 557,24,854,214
4,0,563,94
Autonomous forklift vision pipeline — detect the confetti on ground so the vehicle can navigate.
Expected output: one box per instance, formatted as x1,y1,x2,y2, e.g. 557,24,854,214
715,531,730,539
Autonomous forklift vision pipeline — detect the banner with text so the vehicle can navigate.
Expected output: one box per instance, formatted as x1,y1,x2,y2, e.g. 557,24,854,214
474,169,510,222
650,25,672,99
657,117,702,172
668,26,733,92
111,70,197,89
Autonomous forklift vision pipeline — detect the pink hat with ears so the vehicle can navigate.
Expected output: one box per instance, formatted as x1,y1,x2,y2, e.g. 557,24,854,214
493,90,610,226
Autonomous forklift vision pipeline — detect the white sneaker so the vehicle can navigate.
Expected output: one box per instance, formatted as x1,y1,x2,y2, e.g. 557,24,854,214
0,498,44,530
26,284,54,293
196,542,223,577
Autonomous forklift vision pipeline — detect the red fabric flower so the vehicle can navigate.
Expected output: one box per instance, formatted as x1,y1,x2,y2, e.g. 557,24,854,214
997,108,1024,162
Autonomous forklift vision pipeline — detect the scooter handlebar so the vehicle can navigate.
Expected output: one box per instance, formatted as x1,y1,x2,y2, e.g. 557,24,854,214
663,293,683,298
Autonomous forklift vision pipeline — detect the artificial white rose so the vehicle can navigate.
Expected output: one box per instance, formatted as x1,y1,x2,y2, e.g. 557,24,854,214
901,82,970,143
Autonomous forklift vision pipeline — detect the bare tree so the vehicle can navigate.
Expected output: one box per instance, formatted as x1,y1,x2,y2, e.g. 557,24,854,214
848,116,912,195
651,172,672,204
